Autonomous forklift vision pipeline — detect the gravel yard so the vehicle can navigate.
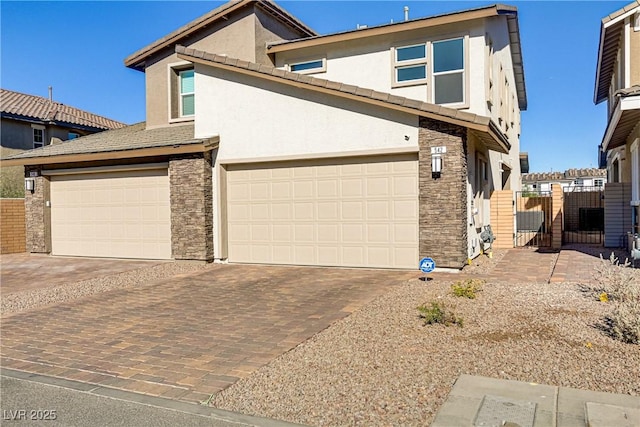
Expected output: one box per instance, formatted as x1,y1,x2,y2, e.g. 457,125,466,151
212,272,640,426
1,262,212,316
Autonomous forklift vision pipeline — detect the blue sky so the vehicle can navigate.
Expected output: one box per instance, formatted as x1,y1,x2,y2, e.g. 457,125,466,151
0,1,629,173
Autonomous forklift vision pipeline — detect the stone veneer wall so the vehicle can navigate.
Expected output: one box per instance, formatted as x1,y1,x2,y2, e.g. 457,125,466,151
169,152,214,261
418,117,468,268
24,166,51,254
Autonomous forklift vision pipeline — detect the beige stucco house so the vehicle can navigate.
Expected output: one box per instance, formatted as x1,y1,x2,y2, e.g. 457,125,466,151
4,0,527,269
594,1,640,239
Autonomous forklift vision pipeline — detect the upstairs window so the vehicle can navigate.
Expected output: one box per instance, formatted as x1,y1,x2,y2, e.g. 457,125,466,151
33,127,44,149
393,43,427,85
288,58,325,74
179,69,195,117
170,65,195,120
68,132,80,140
594,178,604,188
432,38,464,105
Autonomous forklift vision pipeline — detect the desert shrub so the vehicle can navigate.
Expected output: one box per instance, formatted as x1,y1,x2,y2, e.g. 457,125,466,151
417,302,463,327
593,253,640,344
451,279,484,299
0,148,25,198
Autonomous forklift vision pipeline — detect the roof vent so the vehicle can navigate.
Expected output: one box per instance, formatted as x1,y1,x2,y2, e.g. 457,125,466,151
404,6,409,21
356,24,367,30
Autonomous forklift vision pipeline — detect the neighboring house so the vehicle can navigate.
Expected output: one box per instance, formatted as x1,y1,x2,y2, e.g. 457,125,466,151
522,168,607,193
594,1,640,237
0,88,125,151
3,0,527,269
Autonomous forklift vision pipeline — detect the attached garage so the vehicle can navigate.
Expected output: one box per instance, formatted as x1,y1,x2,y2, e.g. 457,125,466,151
225,154,419,269
48,166,171,259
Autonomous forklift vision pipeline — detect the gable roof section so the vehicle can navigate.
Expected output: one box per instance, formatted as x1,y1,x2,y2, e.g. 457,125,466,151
176,45,510,154
124,0,316,71
267,3,527,110
594,1,640,104
1,122,218,166
0,88,126,131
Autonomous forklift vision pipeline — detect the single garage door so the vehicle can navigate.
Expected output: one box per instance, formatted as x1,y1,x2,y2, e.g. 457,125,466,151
226,154,418,269
50,168,171,259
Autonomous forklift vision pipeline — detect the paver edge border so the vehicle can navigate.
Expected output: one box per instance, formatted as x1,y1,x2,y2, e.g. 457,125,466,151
0,368,305,427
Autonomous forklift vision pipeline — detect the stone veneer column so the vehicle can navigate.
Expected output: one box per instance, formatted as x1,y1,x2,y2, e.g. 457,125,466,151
418,117,468,268
24,166,51,253
169,152,214,261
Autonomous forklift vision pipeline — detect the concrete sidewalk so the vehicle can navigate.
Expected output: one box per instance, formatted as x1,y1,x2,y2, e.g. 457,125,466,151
0,369,304,427
432,374,640,427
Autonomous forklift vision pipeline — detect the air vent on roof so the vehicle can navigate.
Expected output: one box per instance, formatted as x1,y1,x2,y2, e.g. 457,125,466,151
356,24,367,30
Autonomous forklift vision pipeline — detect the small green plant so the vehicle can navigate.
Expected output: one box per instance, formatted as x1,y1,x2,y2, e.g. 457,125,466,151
417,302,463,327
451,279,484,299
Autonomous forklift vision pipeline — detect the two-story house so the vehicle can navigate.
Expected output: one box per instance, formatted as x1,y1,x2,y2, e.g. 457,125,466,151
594,1,640,239
4,0,526,270
0,88,125,151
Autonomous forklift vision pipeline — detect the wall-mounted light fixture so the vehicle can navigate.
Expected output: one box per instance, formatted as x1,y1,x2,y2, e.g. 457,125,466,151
25,178,35,192
430,146,446,179
431,154,442,179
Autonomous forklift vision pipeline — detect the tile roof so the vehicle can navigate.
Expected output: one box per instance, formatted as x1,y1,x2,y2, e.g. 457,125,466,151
0,88,126,131
124,0,316,71
522,168,607,182
3,122,212,160
176,45,511,154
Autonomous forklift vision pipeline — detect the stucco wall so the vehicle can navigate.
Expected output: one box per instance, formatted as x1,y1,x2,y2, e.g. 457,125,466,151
143,5,309,129
196,66,419,160
144,7,258,129
0,119,93,150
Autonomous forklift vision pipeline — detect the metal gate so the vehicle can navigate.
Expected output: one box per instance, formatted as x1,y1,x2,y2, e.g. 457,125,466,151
515,190,552,247
562,186,604,244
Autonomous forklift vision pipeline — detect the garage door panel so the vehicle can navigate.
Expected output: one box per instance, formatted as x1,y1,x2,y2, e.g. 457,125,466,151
51,169,171,260
227,155,418,269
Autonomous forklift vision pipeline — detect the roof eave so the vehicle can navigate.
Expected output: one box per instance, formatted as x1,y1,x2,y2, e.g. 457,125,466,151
1,138,219,167
124,0,316,71
267,4,504,52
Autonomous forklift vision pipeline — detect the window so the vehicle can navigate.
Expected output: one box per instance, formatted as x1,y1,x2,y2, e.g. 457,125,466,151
393,43,427,85
33,128,44,149
432,38,464,105
288,59,325,74
485,36,494,108
594,178,604,188
170,65,195,120
179,69,195,117
68,132,80,140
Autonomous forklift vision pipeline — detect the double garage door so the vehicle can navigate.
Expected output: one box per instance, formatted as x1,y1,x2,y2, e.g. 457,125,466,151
226,154,419,269
50,168,171,259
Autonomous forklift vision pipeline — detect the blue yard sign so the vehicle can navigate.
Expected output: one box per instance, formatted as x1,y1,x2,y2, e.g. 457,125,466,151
419,257,436,273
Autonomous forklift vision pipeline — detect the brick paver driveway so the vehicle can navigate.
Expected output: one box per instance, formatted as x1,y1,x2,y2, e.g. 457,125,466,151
1,264,417,402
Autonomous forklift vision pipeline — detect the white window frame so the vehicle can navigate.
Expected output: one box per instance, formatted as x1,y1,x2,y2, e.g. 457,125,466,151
179,69,195,118
32,125,45,149
594,178,604,188
392,43,427,88
431,36,466,107
287,58,326,74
